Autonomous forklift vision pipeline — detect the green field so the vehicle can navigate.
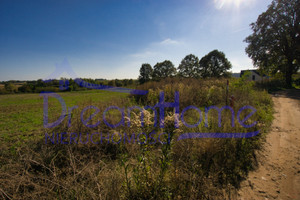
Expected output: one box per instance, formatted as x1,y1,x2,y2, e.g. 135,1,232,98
0,90,128,145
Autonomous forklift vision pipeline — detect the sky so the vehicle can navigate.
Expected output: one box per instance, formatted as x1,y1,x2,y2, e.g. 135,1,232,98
0,0,273,81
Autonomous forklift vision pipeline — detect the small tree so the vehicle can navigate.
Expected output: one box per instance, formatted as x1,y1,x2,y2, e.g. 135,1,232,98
152,60,177,81
36,79,45,87
138,63,153,84
128,79,134,85
5,82,17,93
177,54,200,78
115,79,123,87
199,50,232,78
108,80,115,86
18,84,33,93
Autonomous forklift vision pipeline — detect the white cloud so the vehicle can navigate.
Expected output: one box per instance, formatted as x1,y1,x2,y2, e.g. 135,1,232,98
130,51,157,59
159,38,180,45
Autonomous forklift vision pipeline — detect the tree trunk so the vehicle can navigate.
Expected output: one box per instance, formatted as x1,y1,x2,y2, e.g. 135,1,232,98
286,59,293,88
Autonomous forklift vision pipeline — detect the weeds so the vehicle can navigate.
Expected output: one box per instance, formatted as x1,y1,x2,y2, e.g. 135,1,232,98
0,78,273,199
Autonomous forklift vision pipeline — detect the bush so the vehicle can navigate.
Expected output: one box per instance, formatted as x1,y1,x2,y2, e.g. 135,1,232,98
18,84,33,93
35,86,60,93
4,83,17,93
293,78,300,87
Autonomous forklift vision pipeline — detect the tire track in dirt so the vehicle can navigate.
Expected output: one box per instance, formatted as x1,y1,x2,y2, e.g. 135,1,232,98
238,89,300,200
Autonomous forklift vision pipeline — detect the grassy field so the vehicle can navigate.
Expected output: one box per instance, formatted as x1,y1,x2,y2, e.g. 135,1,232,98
0,90,128,146
0,78,274,199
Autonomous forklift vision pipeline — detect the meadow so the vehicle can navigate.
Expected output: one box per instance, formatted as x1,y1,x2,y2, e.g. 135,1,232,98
0,90,128,150
0,78,273,199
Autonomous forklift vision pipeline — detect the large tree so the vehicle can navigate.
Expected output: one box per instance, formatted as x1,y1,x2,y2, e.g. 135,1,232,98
152,60,177,80
138,63,153,84
177,54,201,78
199,50,232,78
245,0,300,87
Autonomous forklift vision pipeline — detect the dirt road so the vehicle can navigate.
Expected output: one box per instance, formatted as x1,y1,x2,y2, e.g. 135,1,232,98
238,89,300,200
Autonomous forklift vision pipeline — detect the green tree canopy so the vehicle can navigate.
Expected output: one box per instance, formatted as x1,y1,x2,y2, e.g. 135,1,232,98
177,54,200,78
152,60,177,80
4,82,17,93
138,63,153,84
199,50,232,78
244,0,300,87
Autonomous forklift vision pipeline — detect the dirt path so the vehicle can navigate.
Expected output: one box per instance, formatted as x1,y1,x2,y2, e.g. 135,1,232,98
238,89,300,200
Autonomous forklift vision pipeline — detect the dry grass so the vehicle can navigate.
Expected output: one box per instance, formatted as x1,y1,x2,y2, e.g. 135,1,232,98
0,78,273,199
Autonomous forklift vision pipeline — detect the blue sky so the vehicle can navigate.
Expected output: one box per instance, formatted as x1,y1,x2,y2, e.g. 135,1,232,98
0,0,272,81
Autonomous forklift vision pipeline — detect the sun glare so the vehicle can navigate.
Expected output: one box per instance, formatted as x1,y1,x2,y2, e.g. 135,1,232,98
214,0,249,10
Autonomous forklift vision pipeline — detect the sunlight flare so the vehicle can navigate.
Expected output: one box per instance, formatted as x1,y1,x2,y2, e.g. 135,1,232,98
214,0,254,10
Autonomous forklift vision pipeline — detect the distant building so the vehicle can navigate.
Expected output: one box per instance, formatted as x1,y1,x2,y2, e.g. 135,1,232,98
240,70,269,82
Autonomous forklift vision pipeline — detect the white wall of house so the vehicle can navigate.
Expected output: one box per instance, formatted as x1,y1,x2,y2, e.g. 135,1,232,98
241,70,269,82
249,71,263,81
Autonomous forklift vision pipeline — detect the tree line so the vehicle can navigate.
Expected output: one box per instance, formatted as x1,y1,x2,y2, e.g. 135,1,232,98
138,49,232,84
0,78,138,94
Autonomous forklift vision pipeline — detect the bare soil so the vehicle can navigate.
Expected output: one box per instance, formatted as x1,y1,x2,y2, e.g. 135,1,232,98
238,89,300,200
